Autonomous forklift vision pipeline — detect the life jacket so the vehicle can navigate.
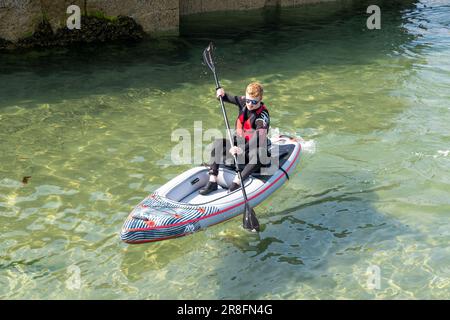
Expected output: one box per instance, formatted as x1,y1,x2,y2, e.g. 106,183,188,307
235,103,268,141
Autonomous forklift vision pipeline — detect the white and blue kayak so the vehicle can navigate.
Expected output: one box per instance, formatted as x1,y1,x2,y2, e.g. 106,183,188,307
120,135,302,244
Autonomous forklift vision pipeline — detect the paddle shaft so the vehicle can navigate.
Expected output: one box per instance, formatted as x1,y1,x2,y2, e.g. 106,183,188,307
203,42,259,231
210,69,253,211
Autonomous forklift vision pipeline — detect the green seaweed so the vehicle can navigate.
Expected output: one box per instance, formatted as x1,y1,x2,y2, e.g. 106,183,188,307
88,10,118,22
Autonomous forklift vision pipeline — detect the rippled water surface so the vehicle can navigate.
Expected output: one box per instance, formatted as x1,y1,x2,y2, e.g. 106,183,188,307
1,0,449,299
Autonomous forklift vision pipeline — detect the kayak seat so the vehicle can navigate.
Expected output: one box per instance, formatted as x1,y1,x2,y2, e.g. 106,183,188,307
220,144,294,180
252,144,294,181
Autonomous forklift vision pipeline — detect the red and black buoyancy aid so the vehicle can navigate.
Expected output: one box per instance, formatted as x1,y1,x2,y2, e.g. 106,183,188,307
235,103,269,141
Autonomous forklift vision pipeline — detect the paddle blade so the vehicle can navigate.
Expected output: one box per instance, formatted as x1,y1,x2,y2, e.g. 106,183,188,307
243,204,260,232
202,42,216,72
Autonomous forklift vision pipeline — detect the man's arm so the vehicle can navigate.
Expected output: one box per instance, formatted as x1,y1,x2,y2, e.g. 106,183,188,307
217,88,244,110
255,110,270,130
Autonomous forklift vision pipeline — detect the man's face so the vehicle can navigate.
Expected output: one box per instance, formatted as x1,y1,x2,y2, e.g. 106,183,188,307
245,94,261,110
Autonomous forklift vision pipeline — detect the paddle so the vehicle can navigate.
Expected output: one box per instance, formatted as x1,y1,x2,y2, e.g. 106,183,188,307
202,42,260,232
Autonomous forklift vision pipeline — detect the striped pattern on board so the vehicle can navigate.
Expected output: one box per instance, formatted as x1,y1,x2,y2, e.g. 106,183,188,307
120,193,219,243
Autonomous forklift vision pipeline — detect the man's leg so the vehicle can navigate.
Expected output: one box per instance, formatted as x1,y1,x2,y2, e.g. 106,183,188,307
200,138,228,195
208,138,229,178
229,139,269,192
234,151,262,184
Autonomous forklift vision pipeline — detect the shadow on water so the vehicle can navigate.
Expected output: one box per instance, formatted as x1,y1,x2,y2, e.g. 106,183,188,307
207,162,420,299
0,0,419,109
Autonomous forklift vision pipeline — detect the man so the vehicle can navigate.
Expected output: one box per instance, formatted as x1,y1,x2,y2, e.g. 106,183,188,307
199,82,271,195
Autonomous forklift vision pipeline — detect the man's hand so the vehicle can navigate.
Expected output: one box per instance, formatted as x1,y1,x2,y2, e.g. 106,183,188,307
229,146,243,156
216,88,225,98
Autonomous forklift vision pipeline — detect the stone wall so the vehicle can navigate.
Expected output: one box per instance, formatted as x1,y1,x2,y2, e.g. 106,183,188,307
0,0,179,42
180,0,338,15
0,0,41,41
86,0,179,35
0,0,340,44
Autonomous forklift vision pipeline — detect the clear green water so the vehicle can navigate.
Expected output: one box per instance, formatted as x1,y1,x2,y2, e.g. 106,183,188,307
1,0,449,299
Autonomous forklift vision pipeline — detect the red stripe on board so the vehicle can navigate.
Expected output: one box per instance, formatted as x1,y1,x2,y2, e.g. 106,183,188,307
123,233,187,244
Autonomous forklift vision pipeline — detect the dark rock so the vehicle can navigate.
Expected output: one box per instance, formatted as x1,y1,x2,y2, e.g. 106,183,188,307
17,20,55,49
3,15,146,51
0,37,14,50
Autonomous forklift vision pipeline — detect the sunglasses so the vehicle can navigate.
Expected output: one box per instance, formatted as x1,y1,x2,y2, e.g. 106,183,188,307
245,98,260,105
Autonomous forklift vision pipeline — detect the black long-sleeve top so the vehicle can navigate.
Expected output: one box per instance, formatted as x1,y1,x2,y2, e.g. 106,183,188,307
221,93,270,150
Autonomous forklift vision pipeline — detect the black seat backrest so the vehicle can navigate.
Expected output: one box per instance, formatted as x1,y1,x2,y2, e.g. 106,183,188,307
251,144,295,181
269,144,294,164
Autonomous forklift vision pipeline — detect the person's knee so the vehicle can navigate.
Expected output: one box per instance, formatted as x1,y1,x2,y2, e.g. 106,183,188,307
208,167,218,176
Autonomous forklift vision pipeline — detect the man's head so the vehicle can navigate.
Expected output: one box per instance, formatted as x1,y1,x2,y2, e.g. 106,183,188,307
245,82,263,110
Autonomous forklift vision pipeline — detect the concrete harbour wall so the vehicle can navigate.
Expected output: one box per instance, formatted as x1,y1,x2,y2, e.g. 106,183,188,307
0,0,338,44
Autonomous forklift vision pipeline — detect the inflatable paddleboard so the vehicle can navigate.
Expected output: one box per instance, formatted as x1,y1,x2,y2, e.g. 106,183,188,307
120,135,301,244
